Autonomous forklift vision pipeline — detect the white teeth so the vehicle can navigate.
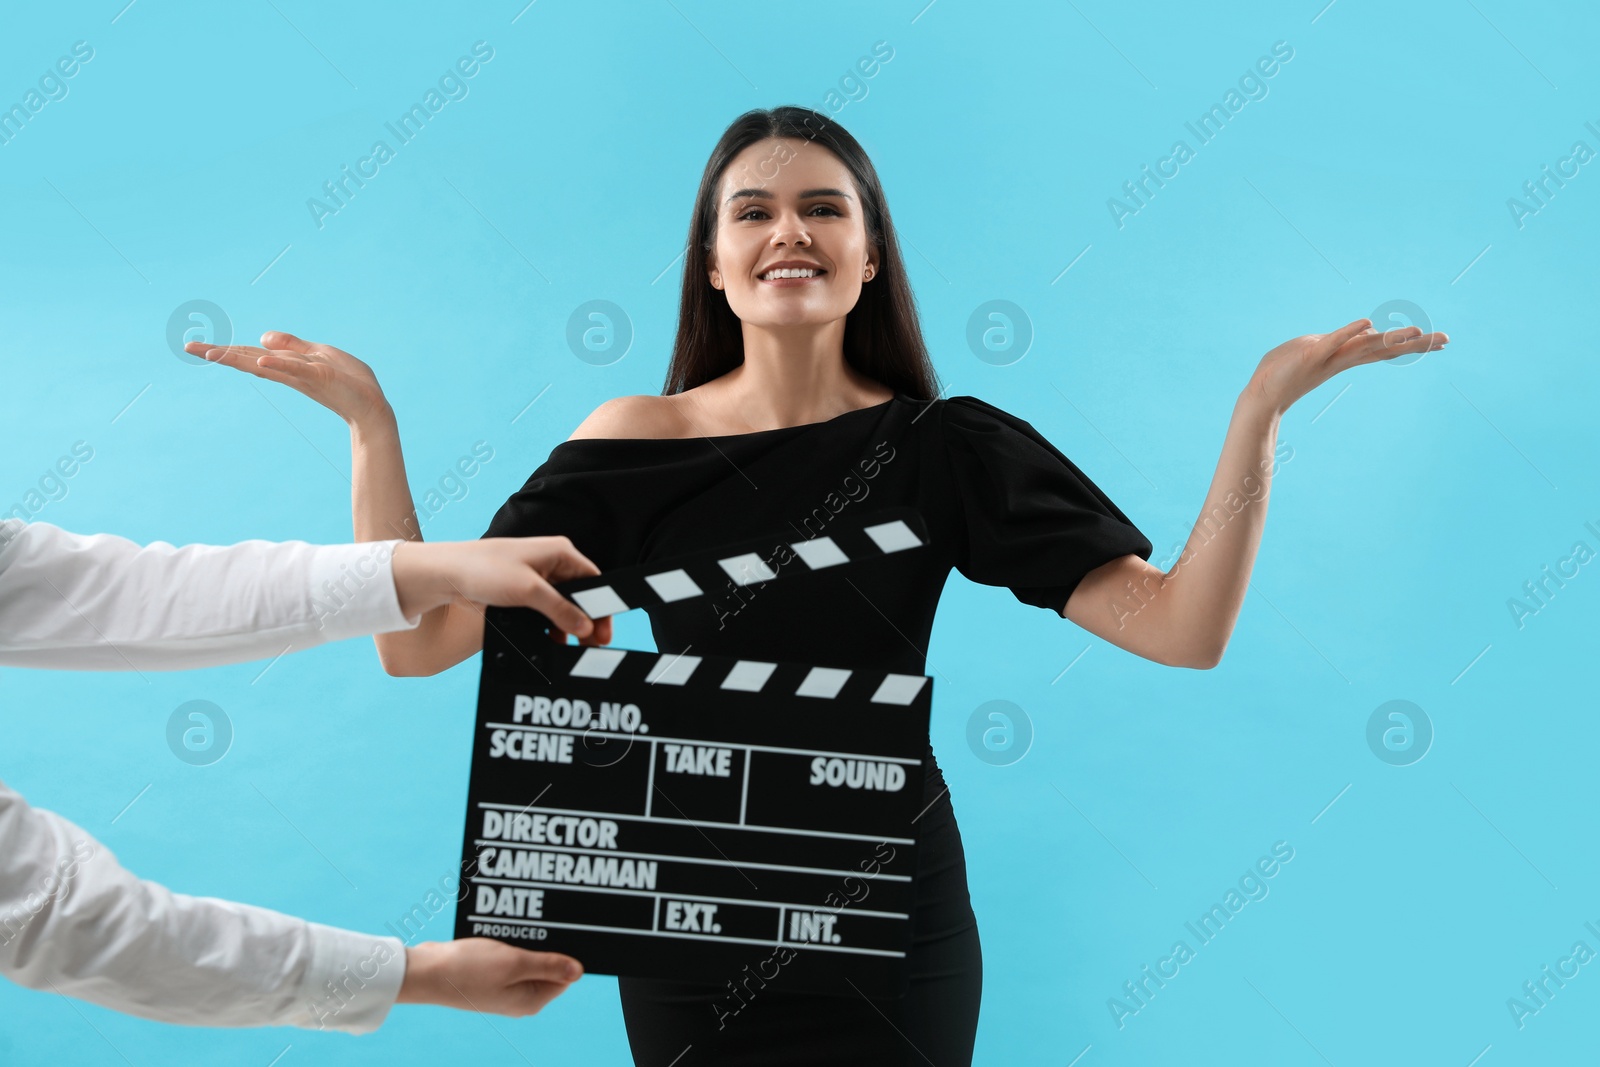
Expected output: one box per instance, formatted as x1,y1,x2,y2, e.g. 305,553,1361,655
761,268,821,280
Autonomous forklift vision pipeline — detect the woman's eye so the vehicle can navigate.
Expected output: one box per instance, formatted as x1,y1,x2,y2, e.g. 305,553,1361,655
737,205,842,221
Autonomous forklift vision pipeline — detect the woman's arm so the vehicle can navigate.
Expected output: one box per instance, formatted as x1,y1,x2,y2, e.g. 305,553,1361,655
348,411,486,675
190,332,477,675
1063,317,1449,668
1063,398,1281,669
190,331,611,675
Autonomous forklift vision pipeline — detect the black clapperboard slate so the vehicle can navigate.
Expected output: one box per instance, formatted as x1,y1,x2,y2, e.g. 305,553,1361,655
454,506,933,996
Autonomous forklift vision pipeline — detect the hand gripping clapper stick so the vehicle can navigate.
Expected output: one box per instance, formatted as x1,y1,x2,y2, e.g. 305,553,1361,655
453,506,934,996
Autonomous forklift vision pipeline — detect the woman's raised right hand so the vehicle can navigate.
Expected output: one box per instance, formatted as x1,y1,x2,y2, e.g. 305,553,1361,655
184,331,391,427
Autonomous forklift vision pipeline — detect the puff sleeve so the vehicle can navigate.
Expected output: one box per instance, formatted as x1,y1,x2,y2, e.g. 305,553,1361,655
940,395,1152,613
481,449,614,552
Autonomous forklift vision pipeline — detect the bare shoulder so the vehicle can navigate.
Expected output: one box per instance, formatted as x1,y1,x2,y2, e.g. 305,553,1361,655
566,395,685,442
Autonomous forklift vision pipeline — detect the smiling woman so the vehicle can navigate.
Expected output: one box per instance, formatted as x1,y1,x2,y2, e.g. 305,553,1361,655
648,110,937,432
191,102,1448,1067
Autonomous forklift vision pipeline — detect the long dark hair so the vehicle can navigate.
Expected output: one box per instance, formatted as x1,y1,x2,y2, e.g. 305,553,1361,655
661,106,942,402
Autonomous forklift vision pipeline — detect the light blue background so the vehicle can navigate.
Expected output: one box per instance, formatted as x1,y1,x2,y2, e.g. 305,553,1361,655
2,1,1596,1064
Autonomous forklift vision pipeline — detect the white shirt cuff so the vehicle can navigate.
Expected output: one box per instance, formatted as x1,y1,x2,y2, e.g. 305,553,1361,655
295,925,407,1034
306,540,421,644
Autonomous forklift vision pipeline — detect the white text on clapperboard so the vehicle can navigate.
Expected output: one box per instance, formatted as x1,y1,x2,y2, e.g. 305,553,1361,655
475,690,907,929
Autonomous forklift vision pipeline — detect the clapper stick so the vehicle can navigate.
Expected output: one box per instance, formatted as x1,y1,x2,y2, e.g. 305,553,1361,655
545,504,930,620
456,505,936,996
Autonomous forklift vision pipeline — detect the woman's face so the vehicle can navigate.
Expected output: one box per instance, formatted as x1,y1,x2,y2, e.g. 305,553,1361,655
707,137,879,329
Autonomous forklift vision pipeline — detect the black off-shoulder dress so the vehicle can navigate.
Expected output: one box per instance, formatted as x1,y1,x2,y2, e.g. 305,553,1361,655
481,392,1152,1066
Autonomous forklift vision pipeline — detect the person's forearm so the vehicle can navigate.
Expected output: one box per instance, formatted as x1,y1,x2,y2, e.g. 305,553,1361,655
351,409,423,545
1134,392,1282,665
0,522,416,671
349,411,458,672
0,784,404,1033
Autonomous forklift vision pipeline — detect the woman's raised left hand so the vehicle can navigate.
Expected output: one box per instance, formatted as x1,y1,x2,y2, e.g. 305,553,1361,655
1245,317,1450,415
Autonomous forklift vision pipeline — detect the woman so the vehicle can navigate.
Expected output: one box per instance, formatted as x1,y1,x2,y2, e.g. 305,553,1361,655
192,106,1447,1065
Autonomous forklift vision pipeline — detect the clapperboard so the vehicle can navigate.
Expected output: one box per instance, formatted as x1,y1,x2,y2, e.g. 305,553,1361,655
454,506,933,996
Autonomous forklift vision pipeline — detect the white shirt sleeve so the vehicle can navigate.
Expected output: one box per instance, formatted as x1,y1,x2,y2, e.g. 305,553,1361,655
0,519,429,1032
0,519,421,670
0,784,405,1032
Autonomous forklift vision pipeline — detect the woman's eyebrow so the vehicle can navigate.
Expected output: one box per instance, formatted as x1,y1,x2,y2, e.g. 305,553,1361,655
724,187,854,204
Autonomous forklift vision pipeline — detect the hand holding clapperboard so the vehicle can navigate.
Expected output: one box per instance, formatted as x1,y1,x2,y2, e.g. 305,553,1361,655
454,506,934,996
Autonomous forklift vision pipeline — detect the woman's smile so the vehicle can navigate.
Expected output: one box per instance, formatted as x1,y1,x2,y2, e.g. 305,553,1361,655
757,270,828,287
